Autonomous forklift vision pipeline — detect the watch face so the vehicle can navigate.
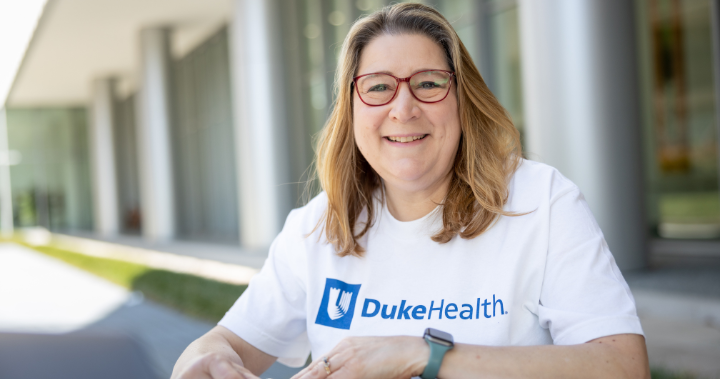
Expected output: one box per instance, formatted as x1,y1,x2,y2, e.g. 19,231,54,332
424,328,454,345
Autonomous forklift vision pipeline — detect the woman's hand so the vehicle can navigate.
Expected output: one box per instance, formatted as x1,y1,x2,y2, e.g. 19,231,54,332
291,336,429,379
175,352,261,379
171,326,275,379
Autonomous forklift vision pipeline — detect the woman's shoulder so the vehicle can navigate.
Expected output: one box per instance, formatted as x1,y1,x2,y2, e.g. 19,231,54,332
281,191,329,237
510,159,581,202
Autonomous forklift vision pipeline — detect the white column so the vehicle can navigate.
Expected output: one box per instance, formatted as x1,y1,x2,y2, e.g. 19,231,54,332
230,0,292,249
519,0,647,270
0,108,13,237
89,78,119,237
136,28,175,242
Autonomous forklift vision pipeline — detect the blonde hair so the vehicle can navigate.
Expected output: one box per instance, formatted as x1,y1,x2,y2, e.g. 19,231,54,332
313,3,523,257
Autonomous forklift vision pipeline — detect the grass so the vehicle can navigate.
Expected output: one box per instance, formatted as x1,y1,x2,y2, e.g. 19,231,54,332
26,244,247,323
651,367,700,379
660,191,720,224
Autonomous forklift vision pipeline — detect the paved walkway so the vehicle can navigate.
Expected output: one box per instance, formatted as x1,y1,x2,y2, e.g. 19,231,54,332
50,233,261,285
0,242,129,334
626,268,720,378
60,230,270,269
633,291,720,378
0,243,301,379
2,241,720,378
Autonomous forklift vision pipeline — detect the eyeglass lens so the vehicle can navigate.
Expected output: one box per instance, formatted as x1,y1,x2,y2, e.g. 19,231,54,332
356,71,452,105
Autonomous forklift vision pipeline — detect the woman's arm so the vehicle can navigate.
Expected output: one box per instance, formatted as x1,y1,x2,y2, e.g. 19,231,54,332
292,333,649,379
172,325,277,379
438,333,649,379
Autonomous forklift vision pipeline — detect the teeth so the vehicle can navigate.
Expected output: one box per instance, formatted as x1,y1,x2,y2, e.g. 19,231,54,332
388,135,425,143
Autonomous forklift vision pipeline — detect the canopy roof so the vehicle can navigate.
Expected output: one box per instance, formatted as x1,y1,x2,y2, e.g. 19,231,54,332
7,0,231,106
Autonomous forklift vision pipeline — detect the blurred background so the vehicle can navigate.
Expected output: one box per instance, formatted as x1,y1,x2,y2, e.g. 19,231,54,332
0,0,718,378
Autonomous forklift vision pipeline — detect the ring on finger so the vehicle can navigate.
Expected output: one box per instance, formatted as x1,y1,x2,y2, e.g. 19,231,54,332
322,356,331,375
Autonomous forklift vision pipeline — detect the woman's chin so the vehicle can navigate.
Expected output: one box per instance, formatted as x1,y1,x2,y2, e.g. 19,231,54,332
381,169,441,192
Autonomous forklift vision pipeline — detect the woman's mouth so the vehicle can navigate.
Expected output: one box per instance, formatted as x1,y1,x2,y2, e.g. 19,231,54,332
385,134,428,143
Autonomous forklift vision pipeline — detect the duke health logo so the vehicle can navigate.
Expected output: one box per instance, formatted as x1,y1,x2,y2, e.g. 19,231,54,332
315,278,361,330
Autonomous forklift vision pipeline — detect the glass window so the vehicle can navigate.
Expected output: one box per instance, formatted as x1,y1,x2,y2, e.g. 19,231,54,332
485,0,524,140
172,27,239,241
5,108,93,231
638,0,720,239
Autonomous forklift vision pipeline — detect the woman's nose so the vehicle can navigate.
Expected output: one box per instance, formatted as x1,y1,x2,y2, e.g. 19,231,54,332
388,82,419,123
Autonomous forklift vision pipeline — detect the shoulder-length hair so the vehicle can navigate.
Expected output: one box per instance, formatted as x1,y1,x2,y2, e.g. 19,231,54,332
313,3,523,257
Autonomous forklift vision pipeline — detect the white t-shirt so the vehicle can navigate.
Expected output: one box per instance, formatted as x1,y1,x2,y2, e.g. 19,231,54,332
219,159,644,367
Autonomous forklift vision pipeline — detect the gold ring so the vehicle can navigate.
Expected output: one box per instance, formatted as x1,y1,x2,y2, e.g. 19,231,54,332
323,356,331,375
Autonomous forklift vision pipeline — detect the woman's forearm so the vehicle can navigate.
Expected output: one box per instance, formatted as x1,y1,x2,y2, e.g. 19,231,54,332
437,334,649,379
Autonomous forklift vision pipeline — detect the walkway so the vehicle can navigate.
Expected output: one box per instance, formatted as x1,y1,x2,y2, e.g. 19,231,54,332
626,268,720,378
0,242,302,379
51,232,262,284
59,230,270,268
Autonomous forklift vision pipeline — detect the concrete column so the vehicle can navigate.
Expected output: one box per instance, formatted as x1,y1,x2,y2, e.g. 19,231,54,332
230,0,292,249
475,0,496,92
136,28,175,242
0,108,13,237
89,78,119,237
519,0,647,270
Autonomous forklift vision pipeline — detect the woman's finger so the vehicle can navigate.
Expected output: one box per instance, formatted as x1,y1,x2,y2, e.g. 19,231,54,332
294,359,323,379
207,359,244,379
327,365,352,379
230,362,262,379
177,353,239,379
290,358,318,379
176,364,212,379
206,358,262,379
294,358,333,379
292,353,334,379
322,351,350,378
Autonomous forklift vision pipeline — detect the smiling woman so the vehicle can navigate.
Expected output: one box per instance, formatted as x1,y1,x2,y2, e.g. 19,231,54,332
172,4,650,379
315,10,523,254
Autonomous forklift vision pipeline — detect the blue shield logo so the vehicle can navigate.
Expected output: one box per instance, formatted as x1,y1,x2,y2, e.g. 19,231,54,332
315,278,361,330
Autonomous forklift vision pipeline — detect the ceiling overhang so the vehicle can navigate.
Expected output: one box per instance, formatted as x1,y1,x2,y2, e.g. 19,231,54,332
7,0,233,107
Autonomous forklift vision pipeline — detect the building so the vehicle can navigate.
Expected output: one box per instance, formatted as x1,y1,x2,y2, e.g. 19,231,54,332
1,0,718,270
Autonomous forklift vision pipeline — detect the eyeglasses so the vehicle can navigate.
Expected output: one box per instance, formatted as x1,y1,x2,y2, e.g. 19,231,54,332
353,70,455,106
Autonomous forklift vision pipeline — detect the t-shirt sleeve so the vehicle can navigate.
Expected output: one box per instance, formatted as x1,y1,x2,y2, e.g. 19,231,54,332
218,211,310,367
537,183,644,345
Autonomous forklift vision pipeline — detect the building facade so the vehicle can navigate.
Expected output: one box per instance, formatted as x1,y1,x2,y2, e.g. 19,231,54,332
2,0,719,269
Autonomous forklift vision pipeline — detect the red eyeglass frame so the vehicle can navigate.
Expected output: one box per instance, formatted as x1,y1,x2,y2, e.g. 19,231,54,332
352,69,455,106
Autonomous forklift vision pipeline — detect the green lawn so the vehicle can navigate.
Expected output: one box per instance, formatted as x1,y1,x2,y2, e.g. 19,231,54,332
650,367,700,379
27,244,247,323
660,191,720,224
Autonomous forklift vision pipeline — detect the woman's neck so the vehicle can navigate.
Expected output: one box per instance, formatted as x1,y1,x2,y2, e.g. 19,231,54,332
384,175,451,222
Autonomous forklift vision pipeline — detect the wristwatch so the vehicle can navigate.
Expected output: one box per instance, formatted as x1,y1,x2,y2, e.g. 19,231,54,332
420,328,454,379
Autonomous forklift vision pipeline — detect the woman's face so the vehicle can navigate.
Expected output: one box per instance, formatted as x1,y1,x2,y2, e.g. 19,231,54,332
353,33,461,194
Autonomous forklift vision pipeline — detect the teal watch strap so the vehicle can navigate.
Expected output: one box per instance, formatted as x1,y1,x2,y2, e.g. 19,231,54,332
420,335,452,379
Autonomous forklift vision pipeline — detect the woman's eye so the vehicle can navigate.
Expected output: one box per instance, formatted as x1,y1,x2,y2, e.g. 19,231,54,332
368,84,388,92
417,81,439,89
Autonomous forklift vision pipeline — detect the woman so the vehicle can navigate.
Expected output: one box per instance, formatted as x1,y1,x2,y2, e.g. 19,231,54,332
173,4,649,379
